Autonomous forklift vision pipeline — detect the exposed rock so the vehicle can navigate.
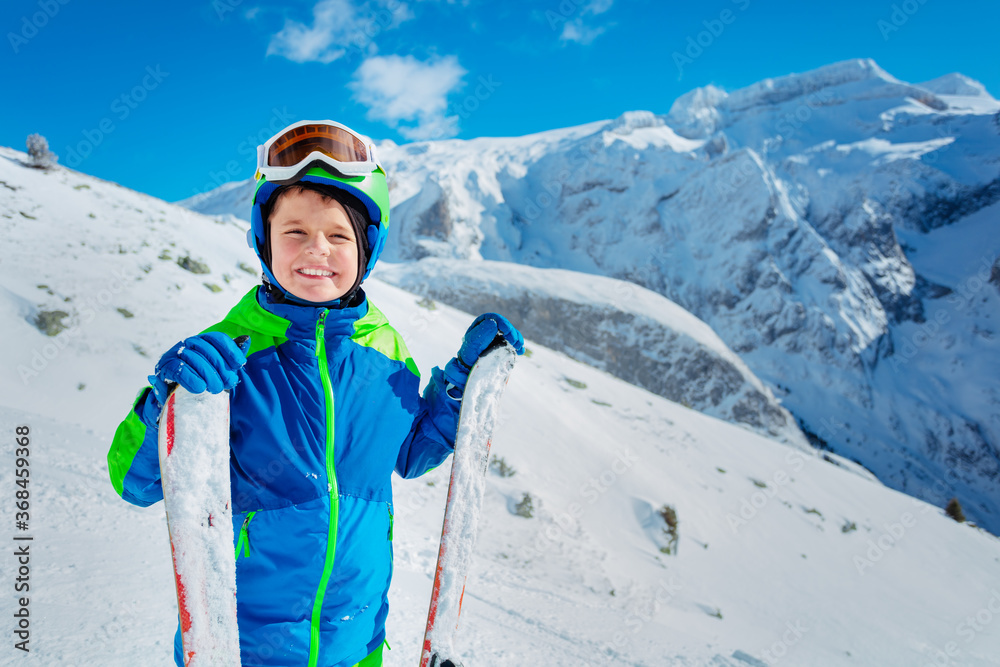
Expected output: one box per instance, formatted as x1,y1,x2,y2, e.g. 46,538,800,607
377,259,810,449
34,310,69,336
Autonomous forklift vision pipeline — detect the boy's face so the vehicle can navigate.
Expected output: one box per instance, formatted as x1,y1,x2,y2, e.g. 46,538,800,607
269,189,360,303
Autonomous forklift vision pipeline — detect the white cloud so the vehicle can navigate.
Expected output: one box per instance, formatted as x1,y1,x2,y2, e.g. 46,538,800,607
585,0,614,15
266,0,354,64
559,17,607,45
555,0,614,46
266,0,415,64
389,2,416,26
350,54,466,140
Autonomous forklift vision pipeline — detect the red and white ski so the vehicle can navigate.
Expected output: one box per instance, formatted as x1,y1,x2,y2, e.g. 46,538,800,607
420,341,518,667
159,385,241,666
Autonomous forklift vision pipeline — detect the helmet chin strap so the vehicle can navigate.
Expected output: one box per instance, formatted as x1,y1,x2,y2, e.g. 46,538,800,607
340,206,370,304
262,276,365,309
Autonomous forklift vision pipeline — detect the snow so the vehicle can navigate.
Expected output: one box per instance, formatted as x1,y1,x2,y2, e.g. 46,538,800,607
722,59,901,113
920,73,992,98
896,201,1000,288
917,73,1000,113
2,104,1000,665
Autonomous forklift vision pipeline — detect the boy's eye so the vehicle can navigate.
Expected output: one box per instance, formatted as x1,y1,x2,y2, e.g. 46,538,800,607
280,229,352,240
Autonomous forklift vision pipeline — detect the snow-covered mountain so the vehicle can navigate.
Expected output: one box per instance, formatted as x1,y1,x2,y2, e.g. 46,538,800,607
375,258,810,449
183,58,1000,534
3,144,1000,666
180,179,255,223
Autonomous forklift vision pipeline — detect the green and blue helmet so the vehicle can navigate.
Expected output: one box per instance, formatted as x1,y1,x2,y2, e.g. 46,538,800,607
248,120,391,307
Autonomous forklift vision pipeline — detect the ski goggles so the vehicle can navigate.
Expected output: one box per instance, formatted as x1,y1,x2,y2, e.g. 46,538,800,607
255,120,382,183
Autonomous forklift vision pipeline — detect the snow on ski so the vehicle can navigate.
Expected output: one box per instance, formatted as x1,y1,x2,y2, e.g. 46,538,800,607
421,341,518,667
159,384,241,666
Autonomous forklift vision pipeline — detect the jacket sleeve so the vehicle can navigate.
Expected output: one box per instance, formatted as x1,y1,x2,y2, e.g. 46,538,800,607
395,366,460,479
108,386,165,507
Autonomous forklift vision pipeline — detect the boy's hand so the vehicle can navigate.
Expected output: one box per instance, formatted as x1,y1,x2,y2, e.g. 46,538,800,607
457,313,524,366
443,313,523,399
149,333,251,405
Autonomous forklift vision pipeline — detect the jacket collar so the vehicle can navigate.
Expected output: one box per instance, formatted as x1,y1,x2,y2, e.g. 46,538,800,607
254,284,368,340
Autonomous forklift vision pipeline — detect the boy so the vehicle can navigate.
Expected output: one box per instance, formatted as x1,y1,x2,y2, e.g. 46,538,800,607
107,120,523,667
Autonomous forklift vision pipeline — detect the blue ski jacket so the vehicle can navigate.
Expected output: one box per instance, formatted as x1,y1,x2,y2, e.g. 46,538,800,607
108,285,459,667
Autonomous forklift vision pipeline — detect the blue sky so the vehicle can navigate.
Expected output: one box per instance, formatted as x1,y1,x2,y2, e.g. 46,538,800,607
3,0,997,202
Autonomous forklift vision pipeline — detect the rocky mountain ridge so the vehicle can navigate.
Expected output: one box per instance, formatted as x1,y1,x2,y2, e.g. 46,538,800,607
182,58,1000,532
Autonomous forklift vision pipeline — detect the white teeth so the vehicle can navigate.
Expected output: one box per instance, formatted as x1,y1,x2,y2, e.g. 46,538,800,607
298,268,334,277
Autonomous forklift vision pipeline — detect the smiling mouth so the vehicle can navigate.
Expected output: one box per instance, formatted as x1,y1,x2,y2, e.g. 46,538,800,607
297,268,336,278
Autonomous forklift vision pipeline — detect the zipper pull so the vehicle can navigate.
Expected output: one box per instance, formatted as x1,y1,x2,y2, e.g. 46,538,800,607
236,511,256,559
315,310,328,358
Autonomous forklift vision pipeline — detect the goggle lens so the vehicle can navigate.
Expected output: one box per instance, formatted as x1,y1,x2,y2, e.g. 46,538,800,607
266,124,369,168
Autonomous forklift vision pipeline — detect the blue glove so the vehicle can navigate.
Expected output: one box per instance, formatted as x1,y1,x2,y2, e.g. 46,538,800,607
442,313,523,399
148,333,251,406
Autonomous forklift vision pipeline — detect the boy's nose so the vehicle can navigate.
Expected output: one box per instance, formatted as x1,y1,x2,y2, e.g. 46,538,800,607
306,234,331,255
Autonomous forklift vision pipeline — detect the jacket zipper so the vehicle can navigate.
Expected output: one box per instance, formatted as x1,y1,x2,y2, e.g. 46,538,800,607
235,511,256,560
387,502,394,541
309,310,339,667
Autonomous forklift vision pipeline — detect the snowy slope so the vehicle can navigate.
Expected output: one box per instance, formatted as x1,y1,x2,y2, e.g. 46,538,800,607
0,146,259,431
376,258,810,449
185,58,1000,533
3,143,1000,666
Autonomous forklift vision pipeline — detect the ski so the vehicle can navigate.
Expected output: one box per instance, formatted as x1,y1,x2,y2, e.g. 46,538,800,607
420,340,518,667
159,383,241,666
